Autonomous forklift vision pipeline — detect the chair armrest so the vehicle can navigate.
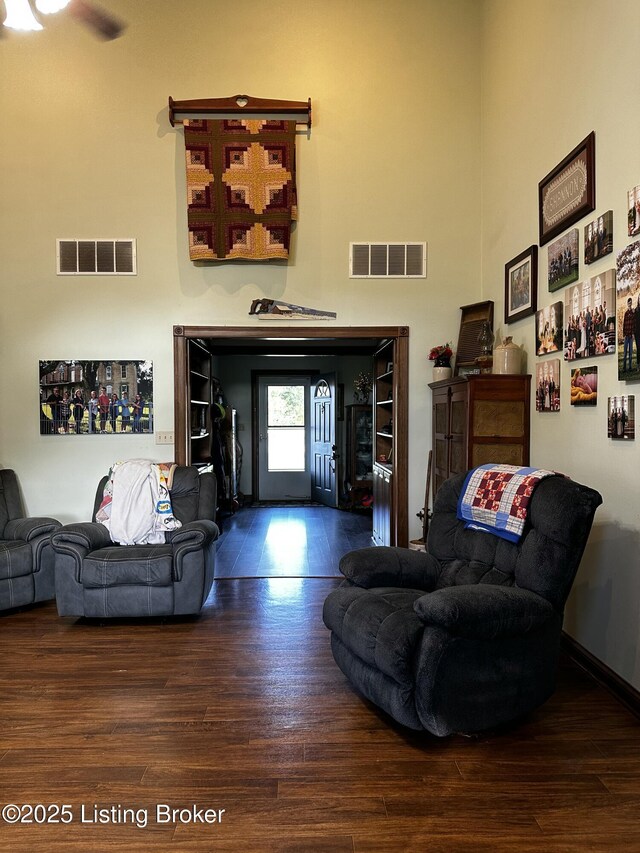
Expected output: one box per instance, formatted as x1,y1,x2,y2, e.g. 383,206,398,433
339,546,441,590
168,519,219,546
51,522,114,553
413,585,556,639
4,517,61,542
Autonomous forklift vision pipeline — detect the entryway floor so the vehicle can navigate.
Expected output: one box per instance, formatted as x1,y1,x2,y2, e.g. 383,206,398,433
215,505,373,578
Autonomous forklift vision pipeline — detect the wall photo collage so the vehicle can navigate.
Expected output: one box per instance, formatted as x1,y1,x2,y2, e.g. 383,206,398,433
528,132,638,439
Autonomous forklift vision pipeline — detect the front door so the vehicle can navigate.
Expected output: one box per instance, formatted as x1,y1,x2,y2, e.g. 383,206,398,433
257,375,311,501
310,373,337,507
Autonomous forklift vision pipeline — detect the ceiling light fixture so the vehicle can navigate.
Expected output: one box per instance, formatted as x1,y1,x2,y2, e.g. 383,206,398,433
2,0,44,30
35,0,70,12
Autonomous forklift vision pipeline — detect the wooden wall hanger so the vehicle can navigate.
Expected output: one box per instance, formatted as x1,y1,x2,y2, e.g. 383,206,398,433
168,94,312,130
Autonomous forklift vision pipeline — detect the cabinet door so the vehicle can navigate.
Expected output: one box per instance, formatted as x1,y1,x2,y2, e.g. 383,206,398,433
432,389,449,498
448,386,468,477
468,376,530,468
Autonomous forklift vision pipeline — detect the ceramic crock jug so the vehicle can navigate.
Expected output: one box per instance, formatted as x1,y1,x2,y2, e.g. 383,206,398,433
493,337,522,374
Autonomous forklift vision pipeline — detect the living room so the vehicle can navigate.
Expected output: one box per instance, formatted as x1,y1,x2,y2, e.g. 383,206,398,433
1,0,640,849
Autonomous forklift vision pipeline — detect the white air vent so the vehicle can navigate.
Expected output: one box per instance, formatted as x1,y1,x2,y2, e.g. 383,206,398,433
56,239,137,275
349,242,427,278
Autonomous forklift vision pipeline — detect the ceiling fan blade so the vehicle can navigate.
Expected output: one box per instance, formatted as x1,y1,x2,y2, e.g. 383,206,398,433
67,0,124,39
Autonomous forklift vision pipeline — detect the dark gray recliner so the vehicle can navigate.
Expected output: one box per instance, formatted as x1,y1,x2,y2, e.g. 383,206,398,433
0,468,61,611
323,471,602,736
51,466,219,618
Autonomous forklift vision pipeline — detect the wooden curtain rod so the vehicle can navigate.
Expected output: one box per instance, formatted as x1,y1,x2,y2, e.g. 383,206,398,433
168,95,312,129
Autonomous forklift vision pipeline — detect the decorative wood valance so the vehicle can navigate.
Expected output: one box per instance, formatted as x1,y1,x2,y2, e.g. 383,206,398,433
168,94,312,130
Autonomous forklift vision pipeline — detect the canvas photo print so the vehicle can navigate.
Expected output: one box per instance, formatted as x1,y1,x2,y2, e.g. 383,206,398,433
584,211,613,265
628,185,640,237
536,301,563,355
40,360,153,435
608,395,635,440
616,241,640,380
548,229,579,291
564,270,615,361
535,359,560,412
570,365,598,406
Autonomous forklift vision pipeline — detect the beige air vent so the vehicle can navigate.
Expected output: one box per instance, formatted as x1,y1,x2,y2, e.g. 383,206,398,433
56,239,137,275
350,242,427,278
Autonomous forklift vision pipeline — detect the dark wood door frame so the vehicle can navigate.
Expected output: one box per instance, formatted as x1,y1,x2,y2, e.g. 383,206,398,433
173,325,409,546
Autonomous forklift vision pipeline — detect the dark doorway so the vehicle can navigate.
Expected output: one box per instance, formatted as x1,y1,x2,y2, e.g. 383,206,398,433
173,325,409,547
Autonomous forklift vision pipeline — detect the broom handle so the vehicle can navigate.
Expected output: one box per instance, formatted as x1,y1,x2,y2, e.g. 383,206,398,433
422,450,432,542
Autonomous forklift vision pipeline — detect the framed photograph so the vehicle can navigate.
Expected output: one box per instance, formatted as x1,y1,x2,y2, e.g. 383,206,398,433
608,395,635,439
505,246,537,324
570,365,598,406
628,186,640,237
617,241,640,380
547,229,579,291
39,360,153,435
584,210,613,264
539,132,595,246
564,270,615,362
535,359,560,412
536,301,563,355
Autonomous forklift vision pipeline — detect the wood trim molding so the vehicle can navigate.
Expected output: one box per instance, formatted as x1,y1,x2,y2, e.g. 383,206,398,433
561,632,640,719
172,325,410,546
174,325,408,340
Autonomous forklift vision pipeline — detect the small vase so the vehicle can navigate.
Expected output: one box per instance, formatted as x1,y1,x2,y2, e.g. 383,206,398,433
432,364,452,382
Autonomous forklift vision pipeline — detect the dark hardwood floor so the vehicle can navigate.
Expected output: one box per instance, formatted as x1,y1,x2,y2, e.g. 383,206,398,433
215,505,373,578
2,578,640,852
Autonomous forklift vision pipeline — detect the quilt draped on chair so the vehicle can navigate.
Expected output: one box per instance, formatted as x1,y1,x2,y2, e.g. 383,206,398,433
182,118,298,261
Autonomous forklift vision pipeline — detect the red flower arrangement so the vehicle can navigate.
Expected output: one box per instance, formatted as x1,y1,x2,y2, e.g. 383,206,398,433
428,343,453,362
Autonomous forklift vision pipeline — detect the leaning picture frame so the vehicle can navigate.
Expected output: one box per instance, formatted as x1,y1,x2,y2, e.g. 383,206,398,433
539,132,595,246
505,245,538,324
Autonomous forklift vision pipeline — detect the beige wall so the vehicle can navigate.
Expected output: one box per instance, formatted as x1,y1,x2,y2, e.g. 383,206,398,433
481,0,640,687
0,0,481,527
5,0,634,688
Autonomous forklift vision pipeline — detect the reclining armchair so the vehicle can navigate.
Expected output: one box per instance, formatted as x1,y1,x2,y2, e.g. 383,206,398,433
51,466,219,618
323,470,602,736
0,468,61,611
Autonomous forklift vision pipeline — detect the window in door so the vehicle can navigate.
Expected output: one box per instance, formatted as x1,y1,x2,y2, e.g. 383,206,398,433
266,384,306,471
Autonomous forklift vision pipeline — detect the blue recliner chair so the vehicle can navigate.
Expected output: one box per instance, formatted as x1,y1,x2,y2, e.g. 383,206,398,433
323,470,602,736
0,469,61,611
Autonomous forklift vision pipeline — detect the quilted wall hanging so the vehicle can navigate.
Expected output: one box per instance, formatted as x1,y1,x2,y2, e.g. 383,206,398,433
169,96,311,262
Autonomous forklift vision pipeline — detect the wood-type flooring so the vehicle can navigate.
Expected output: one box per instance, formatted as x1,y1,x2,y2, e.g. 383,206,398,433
2,578,640,852
214,505,373,578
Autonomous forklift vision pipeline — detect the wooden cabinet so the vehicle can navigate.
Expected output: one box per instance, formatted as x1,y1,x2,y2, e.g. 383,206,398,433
344,404,373,508
429,374,531,500
374,341,394,468
188,339,213,468
372,339,396,545
372,462,392,546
